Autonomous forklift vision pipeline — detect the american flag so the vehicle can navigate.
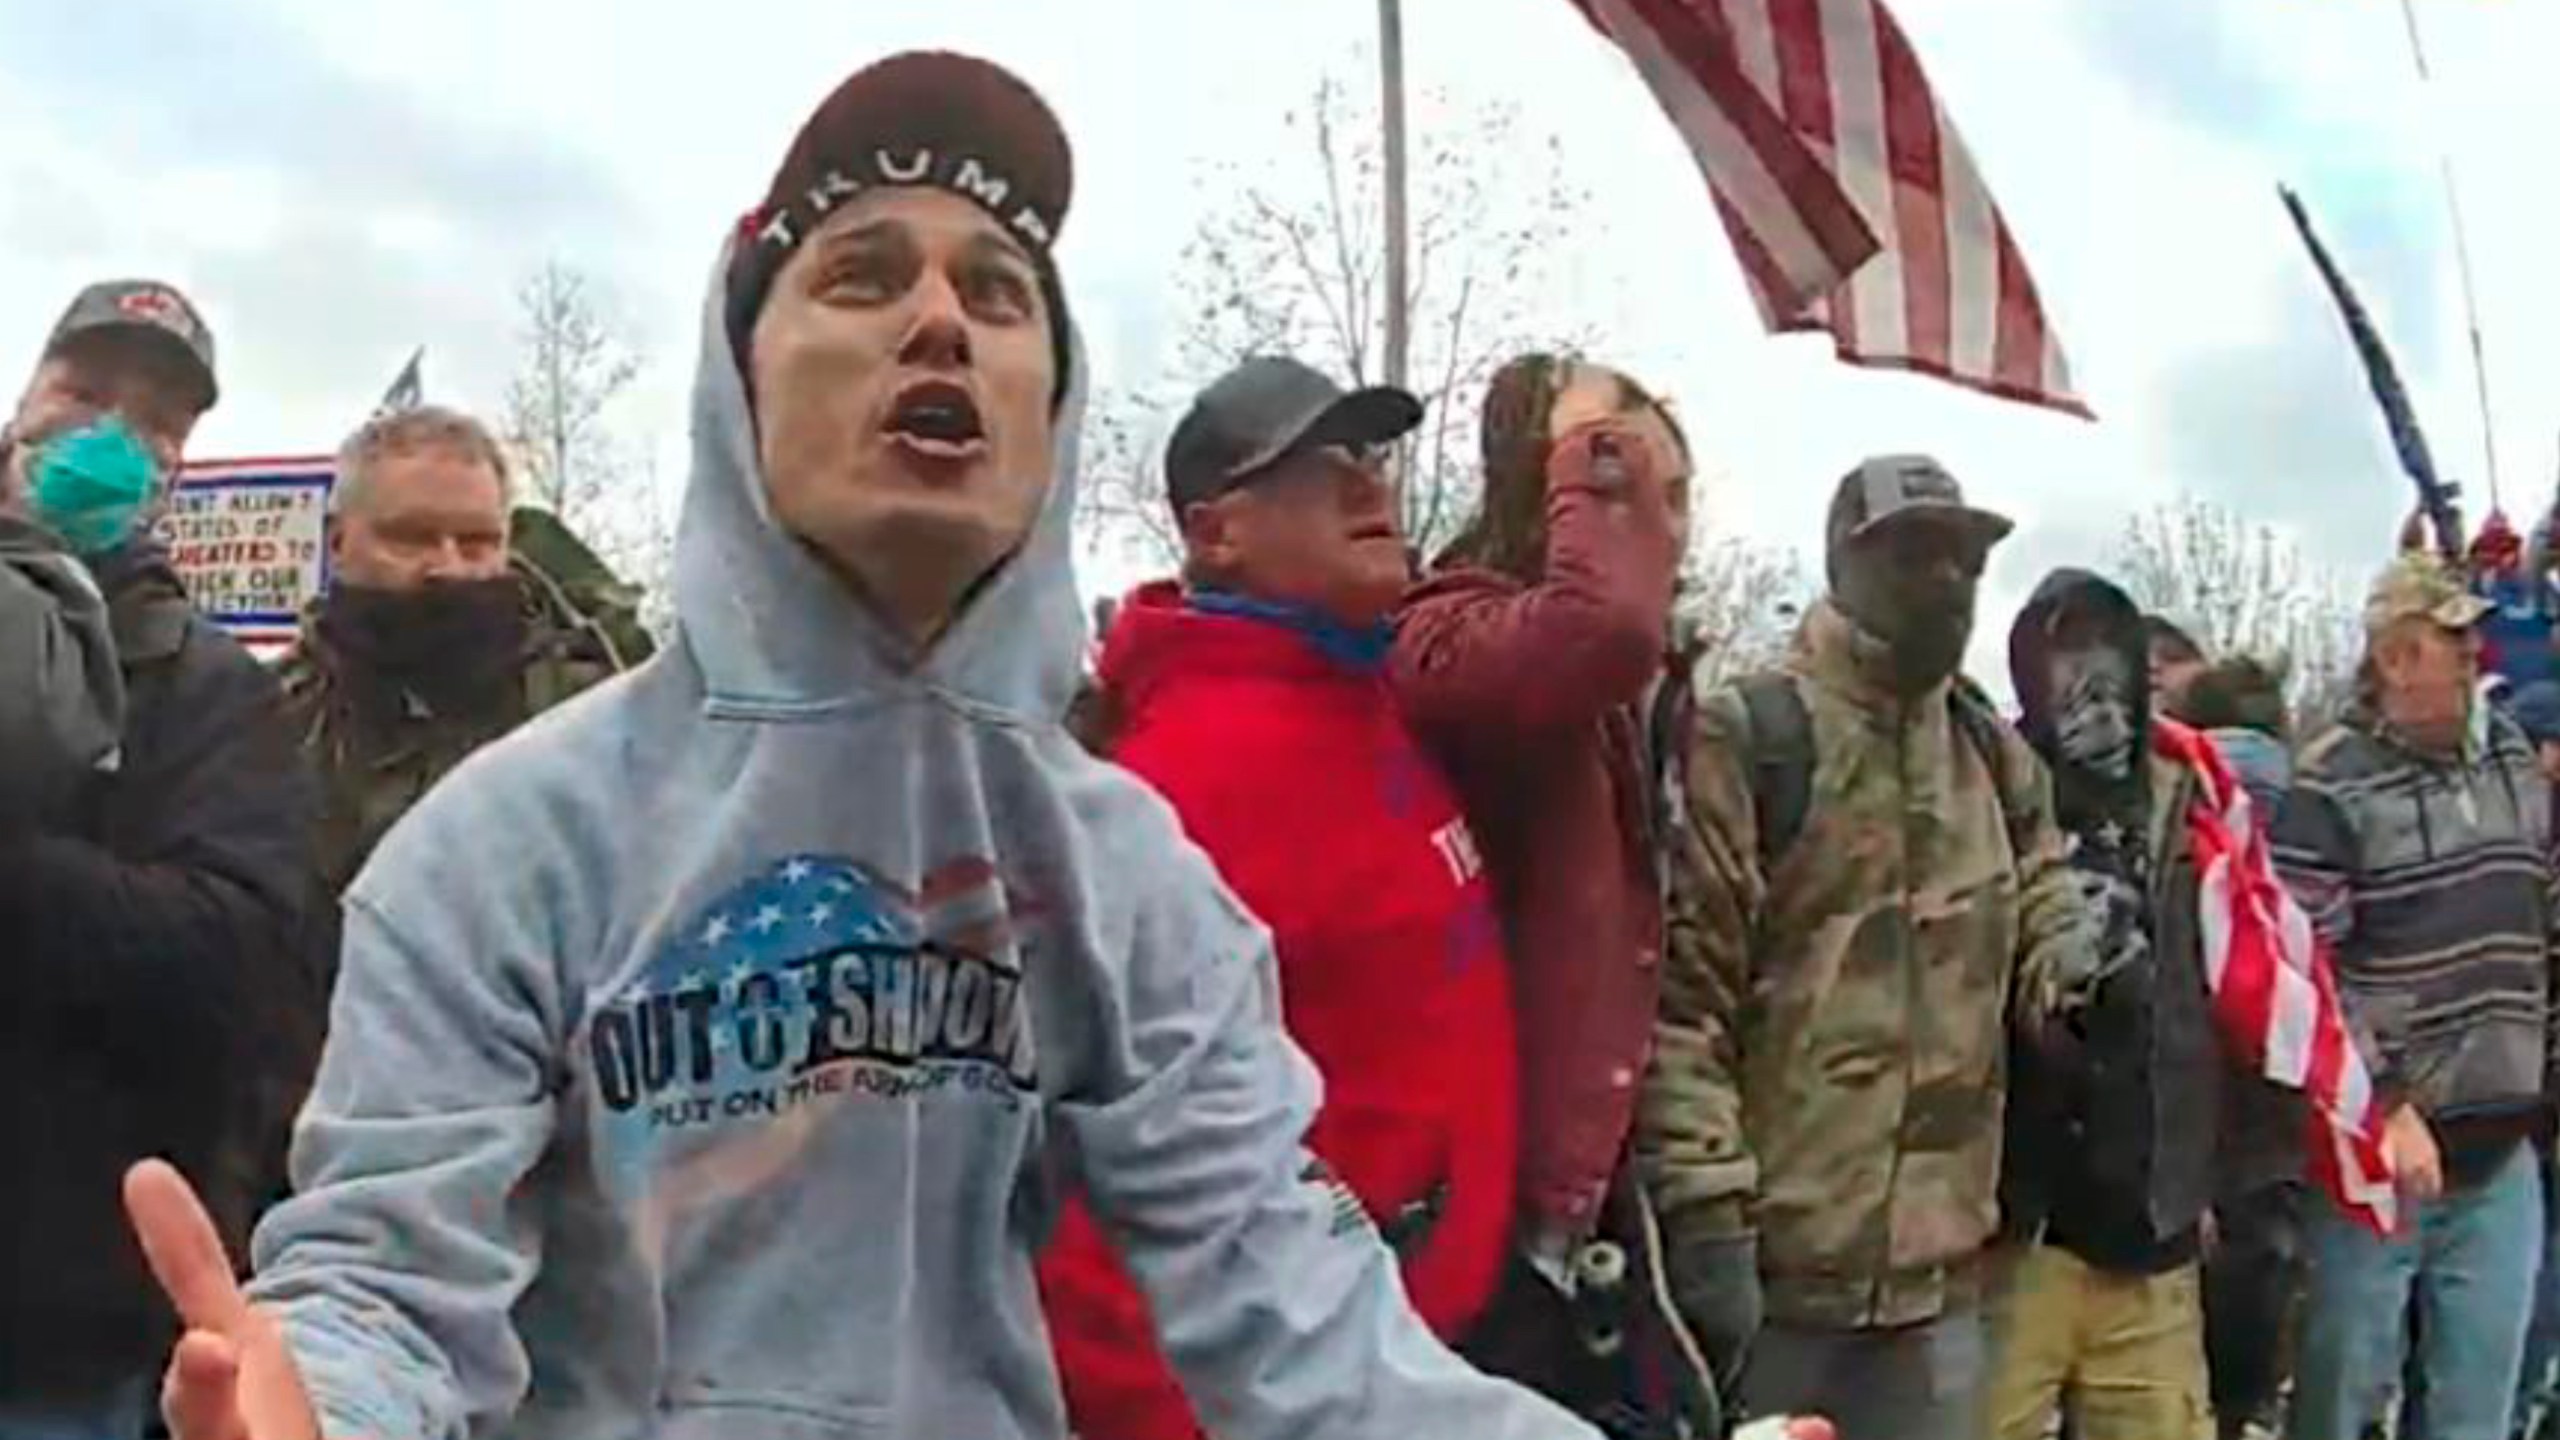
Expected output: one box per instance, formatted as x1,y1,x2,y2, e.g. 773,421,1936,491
1571,0,2090,417
2158,722,2396,1235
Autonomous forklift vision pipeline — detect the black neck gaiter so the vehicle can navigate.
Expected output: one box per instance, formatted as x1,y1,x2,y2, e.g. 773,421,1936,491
317,578,528,719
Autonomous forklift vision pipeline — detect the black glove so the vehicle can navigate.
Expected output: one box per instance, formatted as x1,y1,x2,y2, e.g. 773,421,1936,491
1668,1230,1762,1395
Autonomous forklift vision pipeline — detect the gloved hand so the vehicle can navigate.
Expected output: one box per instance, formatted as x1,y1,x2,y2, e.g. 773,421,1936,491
1667,1230,1762,1395
26,416,160,555
2020,873,2118,1024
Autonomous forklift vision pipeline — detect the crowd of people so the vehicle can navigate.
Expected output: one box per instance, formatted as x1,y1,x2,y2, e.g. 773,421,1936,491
4,43,2558,1440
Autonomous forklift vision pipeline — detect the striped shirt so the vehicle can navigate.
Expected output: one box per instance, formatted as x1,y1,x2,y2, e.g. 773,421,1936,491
2272,708,2559,1123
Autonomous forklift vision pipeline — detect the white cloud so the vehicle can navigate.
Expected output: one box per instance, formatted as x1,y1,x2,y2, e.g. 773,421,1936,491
0,0,2546,667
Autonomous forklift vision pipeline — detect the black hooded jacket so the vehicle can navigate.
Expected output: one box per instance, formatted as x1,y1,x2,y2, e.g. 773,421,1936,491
0,541,319,1399
2003,568,2225,1273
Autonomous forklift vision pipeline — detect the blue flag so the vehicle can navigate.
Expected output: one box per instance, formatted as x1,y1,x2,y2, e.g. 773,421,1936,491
2279,185,2458,558
373,347,424,418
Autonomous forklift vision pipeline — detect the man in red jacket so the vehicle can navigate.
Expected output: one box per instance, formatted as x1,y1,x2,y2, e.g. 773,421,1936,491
1038,356,1517,1440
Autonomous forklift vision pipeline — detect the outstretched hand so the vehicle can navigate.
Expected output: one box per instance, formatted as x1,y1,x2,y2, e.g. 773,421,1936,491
1736,1416,1838,1440
123,1161,321,1440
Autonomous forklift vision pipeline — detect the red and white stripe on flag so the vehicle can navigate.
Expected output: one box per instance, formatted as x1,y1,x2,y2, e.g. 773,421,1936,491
2161,721,2397,1236
1572,0,2091,417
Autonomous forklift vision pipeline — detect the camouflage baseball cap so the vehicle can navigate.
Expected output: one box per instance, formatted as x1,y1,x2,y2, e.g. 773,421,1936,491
44,279,218,412
2362,551,2492,636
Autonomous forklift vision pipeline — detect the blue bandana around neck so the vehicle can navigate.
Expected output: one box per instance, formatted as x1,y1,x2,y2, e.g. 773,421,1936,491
1187,588,1394,673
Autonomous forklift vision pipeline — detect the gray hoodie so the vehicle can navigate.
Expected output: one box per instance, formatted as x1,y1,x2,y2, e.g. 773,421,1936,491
246,249,1590,1440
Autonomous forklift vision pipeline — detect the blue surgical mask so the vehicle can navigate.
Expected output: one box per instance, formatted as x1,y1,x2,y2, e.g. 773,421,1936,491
26,415,161,555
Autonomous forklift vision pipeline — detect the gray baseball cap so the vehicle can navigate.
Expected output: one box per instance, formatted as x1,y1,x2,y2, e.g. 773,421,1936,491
1825,453,2011,554
45,279,218,413
1163,357,1421,512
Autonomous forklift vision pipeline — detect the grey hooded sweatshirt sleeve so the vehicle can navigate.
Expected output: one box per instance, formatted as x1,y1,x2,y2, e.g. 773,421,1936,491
0,512,123,830
246,243,1589,1440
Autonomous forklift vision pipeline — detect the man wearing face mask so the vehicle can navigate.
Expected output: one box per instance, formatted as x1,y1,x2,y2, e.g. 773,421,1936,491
121,52,1595,1440
0,281,314,1440
1986,569,2257,1440
1642,455,2094,1440
277,405,644,905
2278,553,2559,1440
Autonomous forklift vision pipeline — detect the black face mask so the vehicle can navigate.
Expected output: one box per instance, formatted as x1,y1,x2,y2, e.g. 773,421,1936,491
1832,537,1981,694
317,577,527,716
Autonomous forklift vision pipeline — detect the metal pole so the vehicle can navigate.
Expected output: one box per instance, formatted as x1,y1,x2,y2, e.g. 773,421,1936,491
1379,0,1412,393
2401,0,2502,509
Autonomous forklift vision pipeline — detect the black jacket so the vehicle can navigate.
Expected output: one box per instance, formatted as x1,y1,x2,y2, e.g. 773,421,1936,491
0,541,319,1400
2001,569,2231,1273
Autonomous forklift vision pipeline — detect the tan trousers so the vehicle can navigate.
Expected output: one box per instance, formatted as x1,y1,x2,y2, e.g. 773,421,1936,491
1986,1242,2212,1440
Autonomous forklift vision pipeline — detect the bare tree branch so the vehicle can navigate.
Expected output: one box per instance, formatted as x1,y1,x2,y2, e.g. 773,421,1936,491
502,259,667,629
1681,539,1813,689
2111,496,2359,718
1079,65,1605,571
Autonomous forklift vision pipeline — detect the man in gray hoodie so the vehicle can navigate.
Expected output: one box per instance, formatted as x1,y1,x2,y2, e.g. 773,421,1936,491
121,49,1595,1440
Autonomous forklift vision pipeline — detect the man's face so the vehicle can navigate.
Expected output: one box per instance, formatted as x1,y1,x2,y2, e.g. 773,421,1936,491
2374,619,2481,744
2149,639,2207,715
2045,622,2139,781
1184,442,1408,627
1851,521,1986,621
1545,364,1691,543
329,447,511,591
7,332,204,485
750,187,1055,632
1832,517,1988,688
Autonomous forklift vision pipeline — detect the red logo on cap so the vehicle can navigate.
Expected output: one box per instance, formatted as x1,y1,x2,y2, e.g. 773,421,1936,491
116,287,188,332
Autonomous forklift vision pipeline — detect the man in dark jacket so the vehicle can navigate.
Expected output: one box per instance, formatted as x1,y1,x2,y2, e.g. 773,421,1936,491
277,404,644,905
2174,655,2310,1440
0,280,315,1440
1988,569,2240,1440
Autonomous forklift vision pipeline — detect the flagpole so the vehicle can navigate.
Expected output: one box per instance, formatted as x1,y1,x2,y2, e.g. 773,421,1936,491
2401,0,2501,511
1378,0,1412,394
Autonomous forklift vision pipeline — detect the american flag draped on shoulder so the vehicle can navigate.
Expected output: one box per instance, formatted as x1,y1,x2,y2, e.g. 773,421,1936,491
2156,720,2397,1235
1569,0,2090,417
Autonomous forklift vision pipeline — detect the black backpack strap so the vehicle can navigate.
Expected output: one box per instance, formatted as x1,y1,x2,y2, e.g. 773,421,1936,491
1947,678,2040,865
1734,672,1815,871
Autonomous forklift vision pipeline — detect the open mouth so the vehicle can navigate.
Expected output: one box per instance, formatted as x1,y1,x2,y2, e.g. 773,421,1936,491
883,380,987,460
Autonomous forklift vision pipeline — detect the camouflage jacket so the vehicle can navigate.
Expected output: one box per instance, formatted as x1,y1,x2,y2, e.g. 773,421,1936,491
279,545,644,898
1638,601,2082,1329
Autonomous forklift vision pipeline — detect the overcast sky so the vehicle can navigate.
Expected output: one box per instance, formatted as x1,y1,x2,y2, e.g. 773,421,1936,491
1,0,2548,653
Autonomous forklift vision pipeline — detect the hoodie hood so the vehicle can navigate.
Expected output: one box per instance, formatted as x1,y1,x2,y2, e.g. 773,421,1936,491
672,237,1088,719
2008,567,2152,766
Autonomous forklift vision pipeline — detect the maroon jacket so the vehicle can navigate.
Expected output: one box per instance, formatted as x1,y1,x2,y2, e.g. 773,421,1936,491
1391,429,1680,1235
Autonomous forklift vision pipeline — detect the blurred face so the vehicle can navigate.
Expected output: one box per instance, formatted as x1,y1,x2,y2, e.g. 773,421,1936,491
330,446,511,591
6,333,204,494
1833,518,1989,690
2149,639,2207,714
2373,619,2481,747
1545,364,1691,544
2045,620,2139,782
750,187,1055,642
1185,442,1408,627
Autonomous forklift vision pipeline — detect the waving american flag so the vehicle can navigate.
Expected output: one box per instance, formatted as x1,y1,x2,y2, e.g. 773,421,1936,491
1571,0,2090,417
